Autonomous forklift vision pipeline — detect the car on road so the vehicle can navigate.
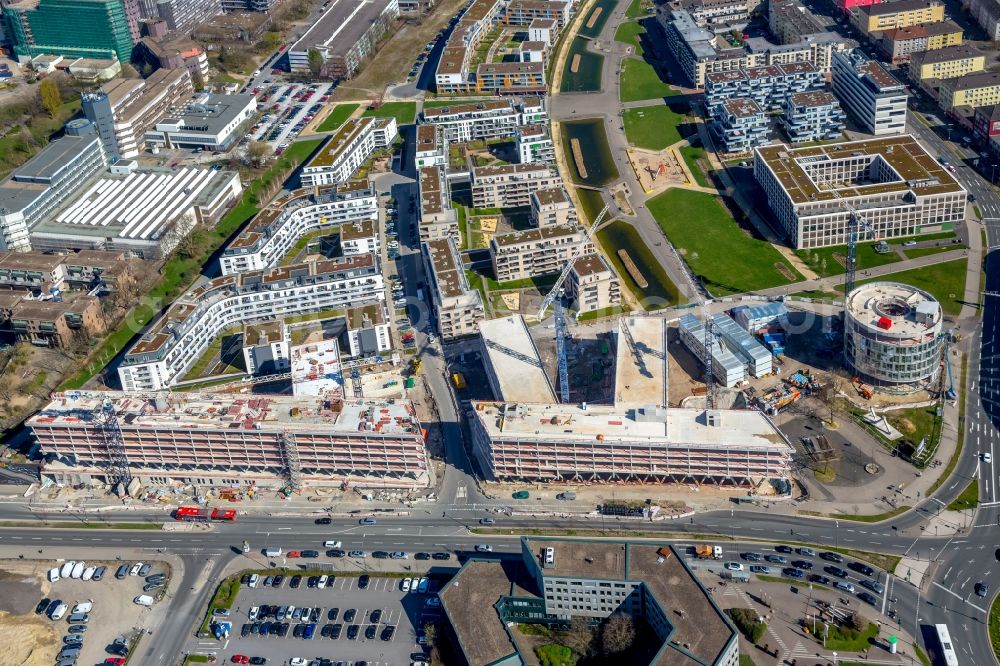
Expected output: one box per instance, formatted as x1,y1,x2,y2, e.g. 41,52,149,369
820,552,843,563
834,581,855,593
359,517,377,525
390,551,407,559
741,552,762,562
749,565,770,574
480,517,496,525
775,545,793,553
327,549,345,558
858,592,878,605
783,568,805,579
415,552,431,560
983,452,993,464
903,240,917,247
315,517,332,524
231,656,249,664
976,582,990,597
825,566,849,578
475,544,493,553
797,547,816,557
849,562,875,577
792,560,813,570
348,550,366,558
860,579,884,593
724,562,744,571
300,550,319,558
809,575,832,586
249,659,266,665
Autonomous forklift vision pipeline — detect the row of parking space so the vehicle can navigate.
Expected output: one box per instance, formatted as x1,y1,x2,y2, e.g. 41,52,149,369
242,82,333,150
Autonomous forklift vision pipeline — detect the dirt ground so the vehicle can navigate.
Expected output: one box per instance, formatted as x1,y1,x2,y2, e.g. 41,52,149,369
0,558,172,666
628,147,687,195
332,0,469,100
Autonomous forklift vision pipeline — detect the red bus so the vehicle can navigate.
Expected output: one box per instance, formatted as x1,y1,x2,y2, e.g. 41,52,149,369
211,509,237,522
173,506,210,521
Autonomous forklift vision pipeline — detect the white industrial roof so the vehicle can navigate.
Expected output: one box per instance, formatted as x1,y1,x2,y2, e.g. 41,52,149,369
479,315,556,404
615,316,668,408
291,338,344,398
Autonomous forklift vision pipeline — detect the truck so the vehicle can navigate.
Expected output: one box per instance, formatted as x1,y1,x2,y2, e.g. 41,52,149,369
452,373,467,390
695,544,723,560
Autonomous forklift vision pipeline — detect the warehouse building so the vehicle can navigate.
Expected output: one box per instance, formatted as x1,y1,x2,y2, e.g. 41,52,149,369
440,537,739,666
219,181,378,275
288,0,400,79
117,254,385,390
469,400,793,484
300,117,398,187
423,238,485,339
753,135,967,249
29,391,429,489
831,50,907,135
844,281,943,387
479,315,557,404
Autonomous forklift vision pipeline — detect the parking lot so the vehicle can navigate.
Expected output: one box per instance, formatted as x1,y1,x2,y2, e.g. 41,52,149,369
244,82,334,151
208,573,442,666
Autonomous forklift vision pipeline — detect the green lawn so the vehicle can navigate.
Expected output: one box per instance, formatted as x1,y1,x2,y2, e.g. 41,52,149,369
947,479,979,511
362,101,417,126
623,103,691,151
648,189,802,294
990,592,1000,666
620,57,677,103
625,0,651,17
615,21,644,56
795,243,902,278
820,622,879,651
679,144,711,188
578,305,629,320
316,103,360,132
535,643,578,666
60,138,323,390
904,245,964,259
836,259,968,316
887,231,956,245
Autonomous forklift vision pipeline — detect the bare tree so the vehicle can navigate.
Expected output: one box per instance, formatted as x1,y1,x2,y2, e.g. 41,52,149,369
559,616,594,655
601,613,636,655
0,375,13,402
246,140,272,168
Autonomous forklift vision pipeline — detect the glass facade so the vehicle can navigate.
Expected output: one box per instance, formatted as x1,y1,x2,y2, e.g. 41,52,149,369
5,0,134,63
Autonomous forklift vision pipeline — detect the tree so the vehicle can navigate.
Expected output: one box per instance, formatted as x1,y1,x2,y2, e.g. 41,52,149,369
0,376,13,403
559,616,594,655
307,49,324,77
38,78,62,118
246,140,271,167
600,613,635,655
191,69,206,91
120,62,140,79
141,62,154,77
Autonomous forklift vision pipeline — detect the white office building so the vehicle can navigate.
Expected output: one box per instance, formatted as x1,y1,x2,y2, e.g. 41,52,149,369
831,49,907,136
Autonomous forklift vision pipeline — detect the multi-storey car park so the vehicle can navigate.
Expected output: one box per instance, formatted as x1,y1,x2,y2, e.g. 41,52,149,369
440,538,740,666
117,254,385,390
28,391,430,490
218,181,378,275
753,135,967,249
469,400,793,484
419,97,547,144
844,281,944,388
300,117,398,188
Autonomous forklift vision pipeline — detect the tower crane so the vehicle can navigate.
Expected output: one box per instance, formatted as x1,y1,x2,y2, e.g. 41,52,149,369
537,205,612,403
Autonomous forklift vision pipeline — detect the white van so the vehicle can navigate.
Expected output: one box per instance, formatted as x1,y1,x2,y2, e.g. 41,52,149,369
323,540,342,548
133,595,154,607
50,603,68,620
71,602,93,614
401,577,412,592
264,547,282,557
48,567,60,583
82,567,96,581
60,561,75,578
70,562,85,579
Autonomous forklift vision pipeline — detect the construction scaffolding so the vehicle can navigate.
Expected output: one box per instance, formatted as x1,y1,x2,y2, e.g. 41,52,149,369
277,431,302,491
93,398,132,489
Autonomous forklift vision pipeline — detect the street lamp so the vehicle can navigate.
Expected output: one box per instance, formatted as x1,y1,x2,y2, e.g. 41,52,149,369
833,651,839,666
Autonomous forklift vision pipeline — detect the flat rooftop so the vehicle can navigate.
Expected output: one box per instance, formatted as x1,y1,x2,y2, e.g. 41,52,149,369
723,97,761,118
289,0,397,57
471,402,793,451
788,90,836,107
162,93,255,135
306,117,382,169
492,223,578,248
424,238,469,299
912,44,981,65
846,281,942,337
532,186,569,207
755,135,965,204
524,537,626,579
291,338,343,398
479,315,556,403
571,253,611,277
422,99,512,119
615,317,668,408
30,391,421,437
10,134,99,185
244,320,285,346
858,0,940,16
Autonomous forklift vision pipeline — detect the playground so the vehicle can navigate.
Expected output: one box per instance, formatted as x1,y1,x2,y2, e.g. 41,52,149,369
627,146,687,194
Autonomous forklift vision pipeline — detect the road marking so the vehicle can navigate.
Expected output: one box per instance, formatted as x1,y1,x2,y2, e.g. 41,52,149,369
933,581,987,613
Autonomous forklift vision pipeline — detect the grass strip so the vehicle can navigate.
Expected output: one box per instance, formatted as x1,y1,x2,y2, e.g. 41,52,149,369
315,103,360,132
798,506,911,523
0,520,162,529
947,479,979,511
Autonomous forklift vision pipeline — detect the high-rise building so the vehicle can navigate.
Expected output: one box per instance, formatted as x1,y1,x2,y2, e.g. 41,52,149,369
4,0,135,63
831,49,907,135
137,0,221,33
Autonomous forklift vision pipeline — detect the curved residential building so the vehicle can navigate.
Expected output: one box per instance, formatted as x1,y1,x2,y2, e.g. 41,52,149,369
844,281,944,387
219,181,378,275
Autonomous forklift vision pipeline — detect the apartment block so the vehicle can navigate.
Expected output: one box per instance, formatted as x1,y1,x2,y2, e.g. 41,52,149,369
301,117,398,187
221,182,379,275
137,0,222,33
82,67,195,160
877,21,963,64
470,163,563,208
851,0,944,34
418,165,460,244
566,253,620,315
781,91,846,142
118,254,385,390
221,0,277,9
490,224,591,282
961,0,1000,40
939,71,1000,110
29,392,429,489
831,49,907,135
769,0,826,44
423,238,485,339
345,303,391,357
0,291,105,348
420,97,547,144
132,36,210,81
0,133,107,252
242,320,289,376
530,187,576,227
414,124,446,168
754,135,967,249
476,61,546,94
909,45,985,81
515,124,555,164
440,538,741,666
680,0,750,27
504,0,569,27
528,17,557,45
434,0,516,93
712,98,771,153
0,249,132,294
469,400,792,484
4,0,134,62
973,104,1000,146
705,62,823,114
288,0,399,79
